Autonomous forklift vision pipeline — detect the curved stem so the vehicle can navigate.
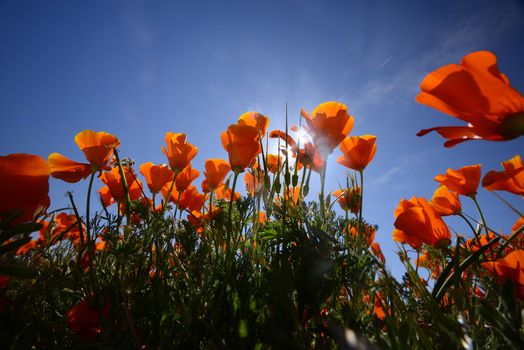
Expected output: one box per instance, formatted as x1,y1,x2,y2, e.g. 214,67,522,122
458,212,480,242
490,190,523,217
113,149,131,224
227,171,240,243
85,171,96,242
358,169,364,232
319,162,327,222
162,169,179,215
470,194,489,235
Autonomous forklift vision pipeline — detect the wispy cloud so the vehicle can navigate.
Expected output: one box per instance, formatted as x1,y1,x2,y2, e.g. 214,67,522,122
379,56,391,68
351,1,523,113
367,148,444,191
123,0,153,48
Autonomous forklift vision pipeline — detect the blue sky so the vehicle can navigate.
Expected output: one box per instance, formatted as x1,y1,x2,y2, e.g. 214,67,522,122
1,0,523,277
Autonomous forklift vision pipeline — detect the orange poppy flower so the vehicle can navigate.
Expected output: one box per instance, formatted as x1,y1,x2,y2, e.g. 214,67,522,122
370,242,385,263
269,130,325,173
48,130,120,182
465,231,498,253
482,155,524,196
275,186,301,206
0,153,50,224
393,196,451,249
416,51,524,147
202,158,231,193
434,164,481,196
178,186,206,212
175,165,200,192
99,167,142,207
214,183,240,202
415,250,442,280
337,135,377,171
345,224,375,246
47,212,85,245
139,162,174,194
429,186,461,216
244,171,261,196
162,132,198,172
266,154,282,173
161,181,181,203
67,298,110,339
221,123,261,173
333,187,361,214
16,239,38,255
482,249,524,299
238,111,270,137
300,101,354,155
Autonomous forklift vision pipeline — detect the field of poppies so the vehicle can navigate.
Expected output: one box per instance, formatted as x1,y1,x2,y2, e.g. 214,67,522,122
1,50,523,349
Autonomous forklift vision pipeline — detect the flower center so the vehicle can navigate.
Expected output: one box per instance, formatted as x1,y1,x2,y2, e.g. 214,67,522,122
499,112,524,140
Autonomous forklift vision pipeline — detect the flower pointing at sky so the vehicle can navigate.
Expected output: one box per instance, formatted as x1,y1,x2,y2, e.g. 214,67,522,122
337,135,377,171
416,51,524,147
393,196,451,249
482,249,524,299
434,164,481,197
237,111,270,138
99,166,142,207
139,162,175,195
300,101,354,157
48,130,120,183
429,186,461,216
162,132,198,173
201,159,231,193
0,153,50,224
269,130,325,173
221,122,261,174
482,155,524,197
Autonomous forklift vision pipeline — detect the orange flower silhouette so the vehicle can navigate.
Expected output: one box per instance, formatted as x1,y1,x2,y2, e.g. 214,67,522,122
162,132,198,172
300,101,354,155
337,135,377,171
176,165,200,192
67,298,110,339
99,167,142,206
221,123,261,173
49,130,120,183
244,171,261,196
238,111,270,137
393,196,451,249
269,130,325,173
482,155,524,196
333,187,361,214
266,154,282,174
482,249,524,299
429,186,461,216
139,162,174,194
434,164,481,196
416,51,524,147
0,154,50,223
202,159,231,192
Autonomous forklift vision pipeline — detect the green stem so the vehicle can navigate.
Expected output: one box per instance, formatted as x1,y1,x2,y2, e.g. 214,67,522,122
113,149,131,224
358,169,364,232
85,172,96,242
319,162,327,222
470,194,489,235
490,190,524,217
458,211,481,243
162,169,179,215
227,171,240,245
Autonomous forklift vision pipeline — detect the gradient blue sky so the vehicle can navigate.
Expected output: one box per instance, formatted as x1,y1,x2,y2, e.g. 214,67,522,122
1,0,523,277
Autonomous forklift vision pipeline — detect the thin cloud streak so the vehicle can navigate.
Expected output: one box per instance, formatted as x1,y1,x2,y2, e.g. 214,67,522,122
350,1,523,114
